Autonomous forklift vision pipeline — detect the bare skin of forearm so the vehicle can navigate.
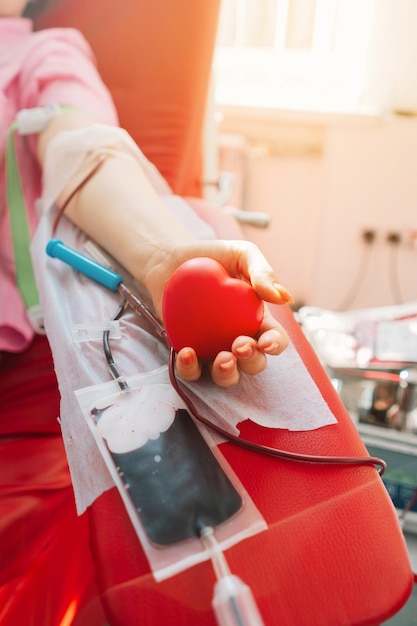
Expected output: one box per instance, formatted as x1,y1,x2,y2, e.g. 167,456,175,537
37,112,198,314
61,154,200,314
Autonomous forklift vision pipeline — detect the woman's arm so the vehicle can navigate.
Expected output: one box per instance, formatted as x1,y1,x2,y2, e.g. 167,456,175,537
38,111,292,386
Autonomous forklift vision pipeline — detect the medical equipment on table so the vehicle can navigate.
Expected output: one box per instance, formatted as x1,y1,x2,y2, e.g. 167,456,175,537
298,303,417,531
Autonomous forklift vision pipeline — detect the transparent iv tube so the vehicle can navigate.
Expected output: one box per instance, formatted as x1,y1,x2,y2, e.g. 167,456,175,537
200,527,266,626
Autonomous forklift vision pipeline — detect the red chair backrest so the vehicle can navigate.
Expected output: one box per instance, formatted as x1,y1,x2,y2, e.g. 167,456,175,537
35,0,221,197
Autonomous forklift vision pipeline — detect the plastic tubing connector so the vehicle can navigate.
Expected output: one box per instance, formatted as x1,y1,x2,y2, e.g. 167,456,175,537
212,574,266,626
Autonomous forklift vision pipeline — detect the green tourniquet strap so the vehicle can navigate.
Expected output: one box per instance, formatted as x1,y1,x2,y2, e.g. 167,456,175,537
6,105,80,313
6,122,40,310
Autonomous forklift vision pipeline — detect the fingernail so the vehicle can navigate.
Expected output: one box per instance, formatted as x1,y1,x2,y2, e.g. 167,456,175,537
235,342,254,358
179,348,194,366
273,282,294,303
219,358,235,372
261,329,282,354
263,341,280,354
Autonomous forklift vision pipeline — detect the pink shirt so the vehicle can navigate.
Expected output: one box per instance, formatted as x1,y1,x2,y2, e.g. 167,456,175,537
0,18,118,353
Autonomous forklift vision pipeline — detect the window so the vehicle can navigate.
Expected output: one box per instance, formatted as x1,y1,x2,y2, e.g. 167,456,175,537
214,0,377,113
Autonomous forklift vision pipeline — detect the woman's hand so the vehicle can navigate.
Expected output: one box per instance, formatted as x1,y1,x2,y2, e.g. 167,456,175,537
143,239,292,387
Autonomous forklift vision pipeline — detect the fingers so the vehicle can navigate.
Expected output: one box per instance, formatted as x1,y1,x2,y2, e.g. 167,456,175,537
175,320,289,387
176,347,240,386
222,241,294,306
177,332,283,388
175,347,202,382
230,316,288,377
256,306,290,354
210,352,240,387
232,337,267,376
257,327,289,354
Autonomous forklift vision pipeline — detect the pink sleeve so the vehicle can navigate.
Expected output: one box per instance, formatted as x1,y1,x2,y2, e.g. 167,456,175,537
18,28,118,125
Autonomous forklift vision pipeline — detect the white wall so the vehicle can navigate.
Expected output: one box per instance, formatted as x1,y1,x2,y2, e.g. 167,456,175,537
364,0,417,114
217,110,417,311
312,115,417,310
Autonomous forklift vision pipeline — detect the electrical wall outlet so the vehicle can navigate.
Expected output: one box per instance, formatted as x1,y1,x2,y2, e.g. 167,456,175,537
386,231,402,245
360,228,377,244
359,226,417,248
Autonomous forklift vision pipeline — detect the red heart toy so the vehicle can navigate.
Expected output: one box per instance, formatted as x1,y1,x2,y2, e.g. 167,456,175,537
162,257,264,360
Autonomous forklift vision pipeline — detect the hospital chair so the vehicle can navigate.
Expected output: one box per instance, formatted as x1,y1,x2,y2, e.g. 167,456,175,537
27,0,415,624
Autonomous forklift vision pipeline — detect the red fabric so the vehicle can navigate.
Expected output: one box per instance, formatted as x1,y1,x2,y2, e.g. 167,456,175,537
0,336,105,626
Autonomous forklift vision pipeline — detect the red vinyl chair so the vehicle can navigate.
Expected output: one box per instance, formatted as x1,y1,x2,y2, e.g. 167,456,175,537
15,0,413,624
